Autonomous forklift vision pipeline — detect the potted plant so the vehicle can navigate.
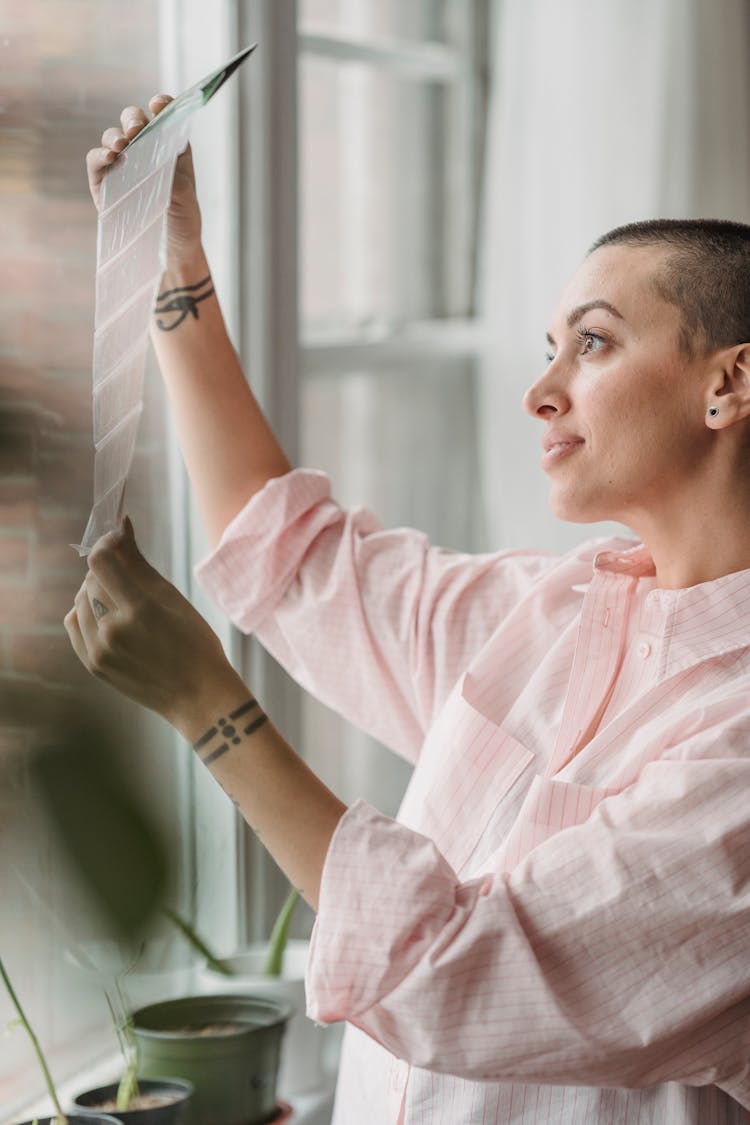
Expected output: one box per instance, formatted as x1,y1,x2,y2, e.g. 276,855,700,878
130,991,293,1125
0,954,120,1125
189,891,338,1097
72,973,193,1124
72,1078,193,1125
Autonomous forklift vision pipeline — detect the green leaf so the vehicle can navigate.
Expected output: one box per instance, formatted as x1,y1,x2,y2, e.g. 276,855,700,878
116,1063,140,1112
162,907,234,975
263,888,299,977
29,718,168,941
0,956,67,1122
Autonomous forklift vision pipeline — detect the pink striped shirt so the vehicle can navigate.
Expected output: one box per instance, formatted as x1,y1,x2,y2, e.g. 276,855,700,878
196,469,750,1124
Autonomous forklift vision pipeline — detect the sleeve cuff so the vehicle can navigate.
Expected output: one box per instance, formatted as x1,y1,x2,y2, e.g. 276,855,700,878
305,799,458,1025
193,468,337,633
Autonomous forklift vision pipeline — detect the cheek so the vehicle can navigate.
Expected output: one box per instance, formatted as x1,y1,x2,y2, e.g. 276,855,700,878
585,365,670,441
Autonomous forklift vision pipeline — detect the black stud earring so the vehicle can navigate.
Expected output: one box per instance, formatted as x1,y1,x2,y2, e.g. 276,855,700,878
708,406,719,417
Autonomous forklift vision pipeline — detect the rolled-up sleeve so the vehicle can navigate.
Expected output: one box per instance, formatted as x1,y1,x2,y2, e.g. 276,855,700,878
305,745,750,1104
195,469,561,761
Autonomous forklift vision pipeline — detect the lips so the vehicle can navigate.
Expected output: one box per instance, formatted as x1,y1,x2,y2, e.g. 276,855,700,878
542,431,584,453
540,432,584,471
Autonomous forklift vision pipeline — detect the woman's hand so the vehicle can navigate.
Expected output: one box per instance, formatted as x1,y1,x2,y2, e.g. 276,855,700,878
85,95,203,267
64,517,238,732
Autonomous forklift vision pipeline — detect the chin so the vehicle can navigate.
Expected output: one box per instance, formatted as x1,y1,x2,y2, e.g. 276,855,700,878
548,487,612,525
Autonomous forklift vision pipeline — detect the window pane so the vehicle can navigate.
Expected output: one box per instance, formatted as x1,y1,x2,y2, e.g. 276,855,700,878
300,56,445,330
0,4,190,1117
301,362,484,554
299,0,445,42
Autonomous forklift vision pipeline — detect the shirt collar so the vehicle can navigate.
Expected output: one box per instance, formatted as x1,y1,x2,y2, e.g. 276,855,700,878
592,541,750,673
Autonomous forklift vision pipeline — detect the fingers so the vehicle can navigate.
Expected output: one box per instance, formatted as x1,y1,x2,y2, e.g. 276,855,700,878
86,571,115,623
87,95,176,209
75,580,100,652
101,126,128,152
149,93,173,114
118,94,172,140
85,144,119,198
87,518,172,613
64,605,90,671
66,573,118,679
65,585,98,675
119,104,149,139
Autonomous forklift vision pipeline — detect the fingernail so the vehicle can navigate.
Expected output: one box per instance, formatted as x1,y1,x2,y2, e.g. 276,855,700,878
126,118,141,131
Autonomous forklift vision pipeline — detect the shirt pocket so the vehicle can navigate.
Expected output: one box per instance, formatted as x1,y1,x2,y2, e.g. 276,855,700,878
405,674,535,874
500,773,619,874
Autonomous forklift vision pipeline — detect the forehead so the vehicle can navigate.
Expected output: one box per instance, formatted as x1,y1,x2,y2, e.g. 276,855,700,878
551,243,677,333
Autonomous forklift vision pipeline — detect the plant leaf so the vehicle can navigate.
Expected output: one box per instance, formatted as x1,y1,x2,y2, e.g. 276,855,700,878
162,907,234,974
263,888,299,976
29,719,168,940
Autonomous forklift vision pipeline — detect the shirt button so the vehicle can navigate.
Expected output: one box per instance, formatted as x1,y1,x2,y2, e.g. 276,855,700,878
637,641,651,659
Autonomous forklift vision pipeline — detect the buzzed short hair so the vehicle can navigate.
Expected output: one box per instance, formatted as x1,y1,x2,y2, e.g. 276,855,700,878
589,218,750,357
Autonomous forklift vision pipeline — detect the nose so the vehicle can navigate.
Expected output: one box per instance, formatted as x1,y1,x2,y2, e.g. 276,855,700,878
522,362,571,419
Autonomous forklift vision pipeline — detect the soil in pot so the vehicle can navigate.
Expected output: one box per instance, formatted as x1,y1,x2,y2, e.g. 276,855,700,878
16,1116,121,1124
131,994,293,1125
73,1076,193,1124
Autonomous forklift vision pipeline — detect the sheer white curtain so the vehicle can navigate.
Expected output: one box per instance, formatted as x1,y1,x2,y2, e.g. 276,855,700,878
478,0,750,552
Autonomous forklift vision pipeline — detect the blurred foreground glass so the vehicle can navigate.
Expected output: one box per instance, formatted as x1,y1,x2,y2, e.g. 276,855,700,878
0,4,190,1118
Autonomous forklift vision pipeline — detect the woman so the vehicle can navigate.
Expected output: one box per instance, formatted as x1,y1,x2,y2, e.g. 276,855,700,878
66,96,750,1123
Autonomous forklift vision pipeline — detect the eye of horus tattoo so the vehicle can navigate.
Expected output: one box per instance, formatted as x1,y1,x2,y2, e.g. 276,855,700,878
154,275,215,331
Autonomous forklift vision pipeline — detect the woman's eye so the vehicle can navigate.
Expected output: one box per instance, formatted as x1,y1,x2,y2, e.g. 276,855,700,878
545,351,555,364
575,327,607,355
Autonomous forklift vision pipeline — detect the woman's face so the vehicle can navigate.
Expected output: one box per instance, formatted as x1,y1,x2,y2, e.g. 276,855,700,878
523,243,713,527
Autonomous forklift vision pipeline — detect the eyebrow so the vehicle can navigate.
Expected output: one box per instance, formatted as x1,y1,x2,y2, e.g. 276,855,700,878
546,299,624,346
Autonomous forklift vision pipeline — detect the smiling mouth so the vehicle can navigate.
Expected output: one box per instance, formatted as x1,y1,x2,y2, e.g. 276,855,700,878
541,440,584,469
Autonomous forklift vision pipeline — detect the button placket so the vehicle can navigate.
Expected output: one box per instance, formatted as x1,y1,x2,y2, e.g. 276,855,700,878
549,574,636,773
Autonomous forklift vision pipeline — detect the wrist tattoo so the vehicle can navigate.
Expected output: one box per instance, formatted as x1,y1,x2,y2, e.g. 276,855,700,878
154,274,214,332
193,697,268,766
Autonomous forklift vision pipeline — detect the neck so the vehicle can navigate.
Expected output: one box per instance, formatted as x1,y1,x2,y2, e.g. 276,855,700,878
626,473,750,589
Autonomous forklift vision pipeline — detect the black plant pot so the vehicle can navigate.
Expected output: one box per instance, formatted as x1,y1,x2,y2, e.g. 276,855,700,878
73,1077,193,1124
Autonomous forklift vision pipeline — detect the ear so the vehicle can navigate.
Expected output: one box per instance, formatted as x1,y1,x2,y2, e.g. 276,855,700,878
706,344,750,429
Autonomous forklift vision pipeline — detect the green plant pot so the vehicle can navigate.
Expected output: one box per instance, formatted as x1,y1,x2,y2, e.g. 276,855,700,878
131,994,293,1125
199,939,339,1096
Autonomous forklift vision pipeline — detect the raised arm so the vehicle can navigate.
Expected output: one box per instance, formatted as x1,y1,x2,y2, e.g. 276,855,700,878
86,96,291,548
64,518,345,909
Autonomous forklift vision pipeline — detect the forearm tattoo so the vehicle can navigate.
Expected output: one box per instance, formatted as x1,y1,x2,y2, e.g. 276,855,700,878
154,274,214,331
193,697,268,767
